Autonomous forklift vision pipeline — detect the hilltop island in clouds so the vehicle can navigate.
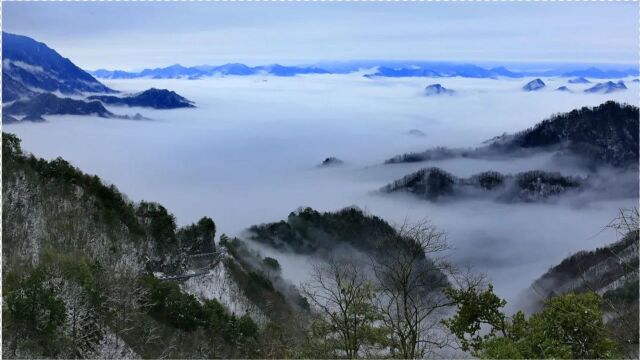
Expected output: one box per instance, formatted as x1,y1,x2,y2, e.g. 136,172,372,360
2,1,639,359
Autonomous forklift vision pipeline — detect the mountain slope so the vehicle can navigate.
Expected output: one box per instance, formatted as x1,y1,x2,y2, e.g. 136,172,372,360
506,101,638,167
527,211,639,357
386,101,639,168
2,32,114,98
2,133,298,358
247,207,449,290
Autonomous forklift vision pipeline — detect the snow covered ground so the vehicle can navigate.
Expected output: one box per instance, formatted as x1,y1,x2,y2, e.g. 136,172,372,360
182,263,267,323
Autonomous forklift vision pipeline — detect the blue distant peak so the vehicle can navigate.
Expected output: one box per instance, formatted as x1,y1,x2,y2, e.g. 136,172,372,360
584,81,627,94
87,60,638,80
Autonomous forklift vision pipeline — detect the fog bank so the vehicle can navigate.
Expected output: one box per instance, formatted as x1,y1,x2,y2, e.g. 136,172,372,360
6,74,637,301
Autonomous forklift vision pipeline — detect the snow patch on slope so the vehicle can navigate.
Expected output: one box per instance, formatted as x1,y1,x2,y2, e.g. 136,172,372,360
181,262,267,323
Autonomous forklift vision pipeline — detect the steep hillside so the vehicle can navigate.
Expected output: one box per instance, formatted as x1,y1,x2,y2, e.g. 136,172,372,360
506,101,638,167
528,209,639,357
2,32,113,97
531,231,638,299
2,133,298,358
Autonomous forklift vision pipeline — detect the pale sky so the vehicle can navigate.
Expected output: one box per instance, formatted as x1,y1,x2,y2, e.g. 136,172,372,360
3,2,638,70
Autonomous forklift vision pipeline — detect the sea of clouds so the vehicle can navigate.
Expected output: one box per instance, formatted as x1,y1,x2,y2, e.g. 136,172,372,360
6,73,638,302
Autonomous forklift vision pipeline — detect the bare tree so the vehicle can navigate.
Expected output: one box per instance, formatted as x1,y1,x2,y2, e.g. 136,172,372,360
301,257,382,359
594,207,638,359
102,271,157,359
371,220,454,359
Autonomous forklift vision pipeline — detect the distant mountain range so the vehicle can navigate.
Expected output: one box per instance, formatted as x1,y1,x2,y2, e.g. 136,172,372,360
2,32,195,123
91,63,331,79
89,62,639,80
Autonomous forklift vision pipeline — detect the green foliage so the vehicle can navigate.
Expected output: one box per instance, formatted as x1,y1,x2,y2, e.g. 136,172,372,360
534,293,618,359
2,252,108,358
442,284,508,353
177,216,216,254
139,275,261,356
603,278,639,304
444,285,619,359
137,201,177,246
249,206,396,254
263,257,281,272
3,132,23,156
224,259,286,312
221,237,305,320
3,267,67,356
516,101,639,167
139,275,205,331
3,132,143,237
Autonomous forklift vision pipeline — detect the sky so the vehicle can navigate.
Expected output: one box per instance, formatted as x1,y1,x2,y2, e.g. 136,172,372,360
3,2,639,70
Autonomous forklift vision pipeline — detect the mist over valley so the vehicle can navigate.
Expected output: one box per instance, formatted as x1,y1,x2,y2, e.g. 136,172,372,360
6,74,637,301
